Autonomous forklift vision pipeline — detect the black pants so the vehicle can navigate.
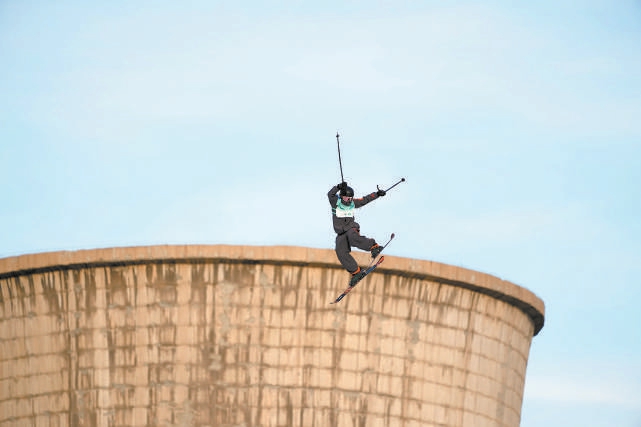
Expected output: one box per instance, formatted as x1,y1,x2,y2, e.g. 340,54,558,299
335,228,376,274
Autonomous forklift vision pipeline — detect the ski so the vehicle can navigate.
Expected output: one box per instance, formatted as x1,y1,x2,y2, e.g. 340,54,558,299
364,233,394,269
330,233,395,304
330,256,385,304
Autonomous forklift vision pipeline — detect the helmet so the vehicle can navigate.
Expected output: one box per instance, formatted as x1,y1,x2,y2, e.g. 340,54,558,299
340,185,354,198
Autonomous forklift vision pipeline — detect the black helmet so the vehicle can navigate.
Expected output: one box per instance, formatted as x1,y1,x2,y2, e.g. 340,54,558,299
340,185,354,198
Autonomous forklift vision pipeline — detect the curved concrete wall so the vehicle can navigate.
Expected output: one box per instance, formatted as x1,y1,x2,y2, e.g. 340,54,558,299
0,245,544,427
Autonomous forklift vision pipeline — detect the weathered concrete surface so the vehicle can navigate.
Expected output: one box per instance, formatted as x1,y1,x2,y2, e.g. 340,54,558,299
0,245,544,427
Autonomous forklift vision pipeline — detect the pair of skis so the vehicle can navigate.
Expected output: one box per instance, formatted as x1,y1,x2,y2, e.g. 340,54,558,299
330,233,395,304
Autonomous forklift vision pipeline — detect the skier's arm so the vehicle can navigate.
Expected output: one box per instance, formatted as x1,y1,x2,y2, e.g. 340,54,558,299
354,191,379,208
328,184,340,207
354,187,386,208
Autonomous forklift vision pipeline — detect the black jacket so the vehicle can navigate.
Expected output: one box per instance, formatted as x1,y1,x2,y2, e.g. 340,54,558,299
328,184,379,234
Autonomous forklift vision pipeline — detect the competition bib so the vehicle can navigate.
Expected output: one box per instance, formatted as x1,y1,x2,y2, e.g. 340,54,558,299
335,200,355,218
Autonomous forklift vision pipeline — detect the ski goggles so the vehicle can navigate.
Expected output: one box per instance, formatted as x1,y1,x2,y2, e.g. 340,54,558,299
341,196,353,203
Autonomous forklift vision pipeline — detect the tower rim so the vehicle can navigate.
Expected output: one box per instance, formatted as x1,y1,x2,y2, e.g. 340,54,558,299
0,244,545,334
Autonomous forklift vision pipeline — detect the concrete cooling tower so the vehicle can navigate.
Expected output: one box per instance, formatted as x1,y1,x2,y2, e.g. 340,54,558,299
0,245,544,427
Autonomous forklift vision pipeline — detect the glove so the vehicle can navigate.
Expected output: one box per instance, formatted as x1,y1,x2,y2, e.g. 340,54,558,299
377,189,386,197
338,182,348,192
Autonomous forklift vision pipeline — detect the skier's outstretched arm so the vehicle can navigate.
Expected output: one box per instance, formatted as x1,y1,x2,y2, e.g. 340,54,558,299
354,188,385,208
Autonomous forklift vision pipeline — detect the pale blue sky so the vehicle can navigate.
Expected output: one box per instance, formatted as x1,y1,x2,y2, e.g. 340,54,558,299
1,1,640,426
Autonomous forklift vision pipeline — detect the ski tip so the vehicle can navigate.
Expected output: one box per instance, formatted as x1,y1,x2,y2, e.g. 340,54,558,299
391,233,395,238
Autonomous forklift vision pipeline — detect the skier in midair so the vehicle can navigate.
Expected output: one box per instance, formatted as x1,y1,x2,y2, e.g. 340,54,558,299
328,182,386,285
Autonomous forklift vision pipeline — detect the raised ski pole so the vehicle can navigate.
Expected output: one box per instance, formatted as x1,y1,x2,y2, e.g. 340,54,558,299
336,132,345,183
378,177,406,193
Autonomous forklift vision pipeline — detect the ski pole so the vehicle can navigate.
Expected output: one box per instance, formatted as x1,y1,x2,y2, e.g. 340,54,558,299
378,178,406,193
336,132,345,183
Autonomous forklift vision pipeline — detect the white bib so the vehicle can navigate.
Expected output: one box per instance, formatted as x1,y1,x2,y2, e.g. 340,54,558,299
335,201,355,218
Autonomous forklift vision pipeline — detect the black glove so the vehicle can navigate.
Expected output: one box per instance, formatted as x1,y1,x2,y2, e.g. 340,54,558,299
338,182,348,192
377,189,386,197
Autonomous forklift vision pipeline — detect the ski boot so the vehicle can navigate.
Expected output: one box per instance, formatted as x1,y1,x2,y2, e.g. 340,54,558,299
370,243,383,259
349,267,366,286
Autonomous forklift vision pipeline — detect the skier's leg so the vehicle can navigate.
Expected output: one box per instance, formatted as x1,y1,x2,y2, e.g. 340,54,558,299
335,233,359,273
345,228,377,252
